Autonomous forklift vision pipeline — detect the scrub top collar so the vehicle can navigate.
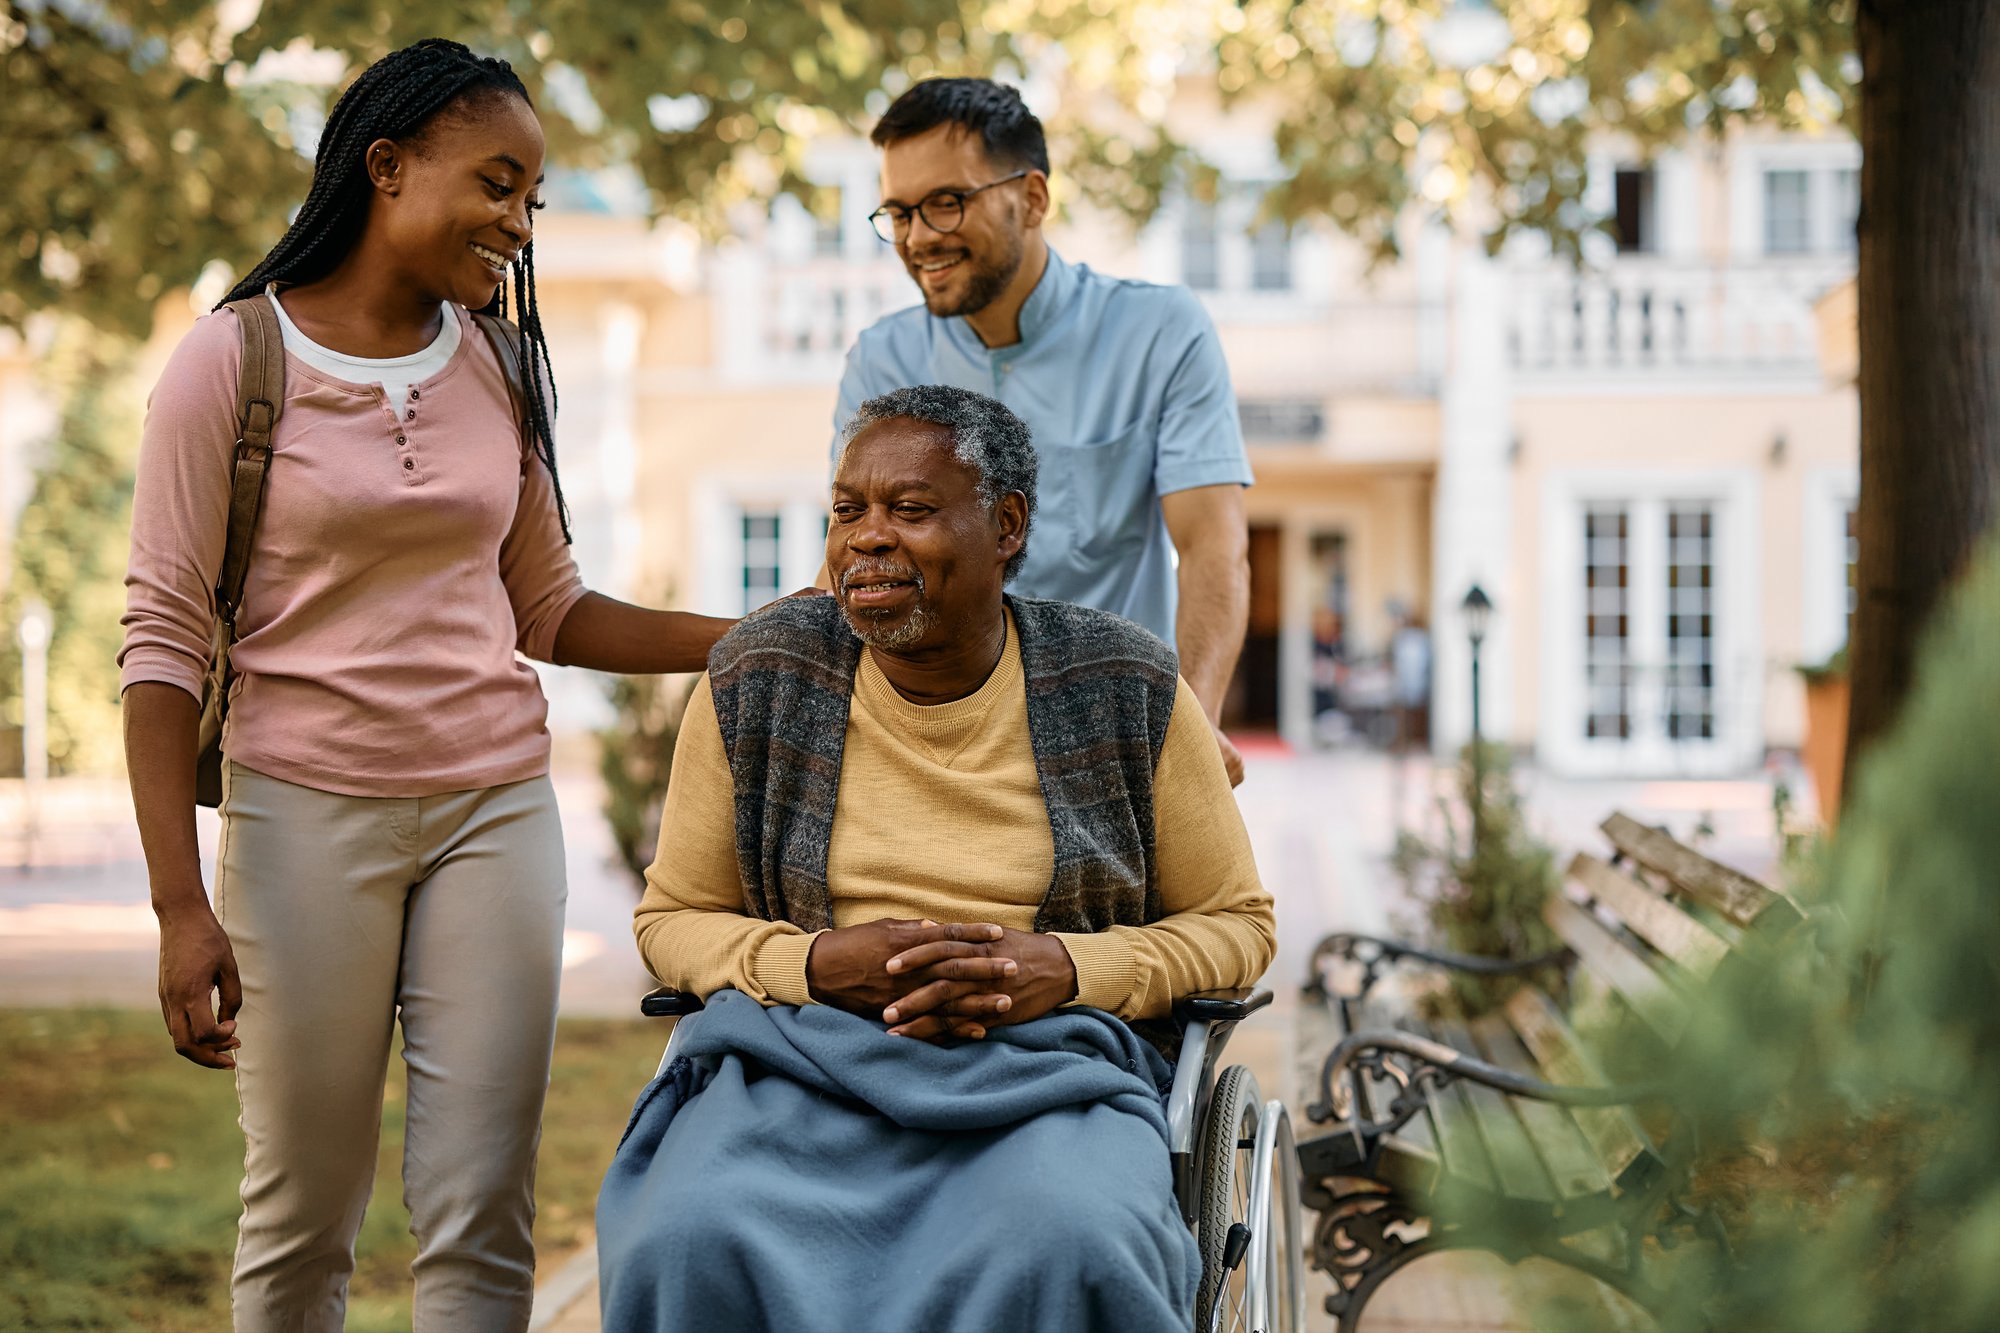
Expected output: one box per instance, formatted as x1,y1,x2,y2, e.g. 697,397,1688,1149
947,246,1078,359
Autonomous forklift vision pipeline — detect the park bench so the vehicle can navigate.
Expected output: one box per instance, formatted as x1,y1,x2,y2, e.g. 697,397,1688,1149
1292,812,1804,1331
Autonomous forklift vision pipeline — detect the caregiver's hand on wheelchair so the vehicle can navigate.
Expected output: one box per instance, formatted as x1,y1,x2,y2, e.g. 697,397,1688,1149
804,917,1078,1043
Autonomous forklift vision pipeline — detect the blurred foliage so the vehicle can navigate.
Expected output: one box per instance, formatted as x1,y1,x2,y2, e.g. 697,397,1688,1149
1223,0,1859,263
1,0,314,339
3,0,1185,340
598,665,694,888
1391,741,1563,1013
1508,532,2000,1329
4,1,1868,340
0,324,138,776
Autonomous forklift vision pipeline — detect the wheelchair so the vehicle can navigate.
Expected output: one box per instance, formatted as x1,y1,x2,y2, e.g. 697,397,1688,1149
636,984,1306,1333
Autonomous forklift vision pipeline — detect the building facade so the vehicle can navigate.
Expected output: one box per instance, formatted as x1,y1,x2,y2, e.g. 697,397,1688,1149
0,111,1858,780
521,117,1858,778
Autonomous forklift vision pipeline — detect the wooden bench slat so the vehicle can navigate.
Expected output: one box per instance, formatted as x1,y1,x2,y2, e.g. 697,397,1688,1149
1567,852,1732,983
1542,895,1689,1044
1467,1014,1615,1203
1432,1018,1557,1203
1503,988,1657,1189
1412,1020,1499,1193
1600,812,1801,930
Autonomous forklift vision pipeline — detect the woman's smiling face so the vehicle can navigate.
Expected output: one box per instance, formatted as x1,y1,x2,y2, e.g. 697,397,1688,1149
366,90,546,309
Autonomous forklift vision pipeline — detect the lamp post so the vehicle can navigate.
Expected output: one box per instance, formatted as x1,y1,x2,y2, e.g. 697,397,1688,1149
1460,584,1493,857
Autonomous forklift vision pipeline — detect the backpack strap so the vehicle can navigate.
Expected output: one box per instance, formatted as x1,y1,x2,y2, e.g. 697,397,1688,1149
470,310,533,474
217,297,284,624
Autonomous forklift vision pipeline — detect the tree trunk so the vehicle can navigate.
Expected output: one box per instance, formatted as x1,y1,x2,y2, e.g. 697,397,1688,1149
1845,0,2000,792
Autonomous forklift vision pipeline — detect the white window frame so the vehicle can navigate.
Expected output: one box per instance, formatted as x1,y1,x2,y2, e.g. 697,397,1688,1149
1580,146,1697,263
692,475,830,618
811,185,845,258
1611,165,1659,255
1801,466,1861,667
1540,468,1764,777
737,510,787,614
1828,167,1860,254
1762,168,1813,255
1180,195,1221,291
1728,138,1863,260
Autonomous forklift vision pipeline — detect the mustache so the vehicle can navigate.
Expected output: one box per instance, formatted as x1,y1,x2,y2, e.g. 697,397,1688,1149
838,559,925,594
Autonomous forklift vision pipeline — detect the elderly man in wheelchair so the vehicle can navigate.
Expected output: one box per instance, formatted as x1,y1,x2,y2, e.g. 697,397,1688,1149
597,386,1302,1333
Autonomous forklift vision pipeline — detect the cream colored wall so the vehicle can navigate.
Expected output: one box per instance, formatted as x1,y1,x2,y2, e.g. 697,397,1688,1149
630,368,837,601
1506,388,1858,749
1815,277,1859,386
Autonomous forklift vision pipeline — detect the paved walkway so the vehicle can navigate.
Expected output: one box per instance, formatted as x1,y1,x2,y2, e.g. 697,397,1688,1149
2,746,1785,1329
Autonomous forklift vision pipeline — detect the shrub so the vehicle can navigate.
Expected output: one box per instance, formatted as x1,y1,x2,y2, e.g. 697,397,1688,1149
596,669,693,890
1577,532,2000,1329
1391,742,1563,1014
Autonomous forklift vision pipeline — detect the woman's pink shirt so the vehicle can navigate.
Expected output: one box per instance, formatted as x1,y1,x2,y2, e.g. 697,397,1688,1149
119,304,587,797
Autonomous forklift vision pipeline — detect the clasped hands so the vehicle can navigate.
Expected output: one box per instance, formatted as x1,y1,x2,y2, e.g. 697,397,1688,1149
805,918,1077,1043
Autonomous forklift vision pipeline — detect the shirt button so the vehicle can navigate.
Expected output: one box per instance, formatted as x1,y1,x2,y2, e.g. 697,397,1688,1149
407,409,417,421
403,458,415,471
409,388,420,400
396,434,407,445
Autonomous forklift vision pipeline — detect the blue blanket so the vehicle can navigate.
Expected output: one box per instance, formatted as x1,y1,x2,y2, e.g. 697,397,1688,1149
597,990,1201,1332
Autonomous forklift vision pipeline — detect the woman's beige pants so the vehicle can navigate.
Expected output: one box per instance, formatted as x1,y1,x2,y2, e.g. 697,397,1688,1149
216,762,567,1333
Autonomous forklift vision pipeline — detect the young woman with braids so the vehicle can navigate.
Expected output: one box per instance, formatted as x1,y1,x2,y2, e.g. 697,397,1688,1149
119,40,736,1329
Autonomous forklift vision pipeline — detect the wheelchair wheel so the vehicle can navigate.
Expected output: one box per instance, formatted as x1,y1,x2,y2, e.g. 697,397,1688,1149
1193,1064,1262,1333
1247,1098,1305,1333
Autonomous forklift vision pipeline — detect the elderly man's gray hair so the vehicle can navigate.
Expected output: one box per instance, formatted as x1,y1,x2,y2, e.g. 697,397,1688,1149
837,384,1039,582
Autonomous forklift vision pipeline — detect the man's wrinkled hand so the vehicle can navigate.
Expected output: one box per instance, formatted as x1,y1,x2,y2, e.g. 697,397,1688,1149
880,926,1077,1043
806,919,1014,1021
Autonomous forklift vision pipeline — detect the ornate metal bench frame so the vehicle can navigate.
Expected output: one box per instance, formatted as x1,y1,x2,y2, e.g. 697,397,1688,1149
1294,932,1731,1332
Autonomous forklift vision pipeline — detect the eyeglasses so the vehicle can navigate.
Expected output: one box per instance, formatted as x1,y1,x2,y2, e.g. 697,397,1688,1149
867,171,1030,244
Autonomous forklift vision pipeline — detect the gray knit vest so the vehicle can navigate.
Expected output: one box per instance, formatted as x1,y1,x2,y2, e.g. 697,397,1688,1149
707,594,1180,934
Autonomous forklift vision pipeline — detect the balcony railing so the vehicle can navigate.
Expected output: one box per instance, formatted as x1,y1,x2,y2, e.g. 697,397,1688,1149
1507,258,1852,379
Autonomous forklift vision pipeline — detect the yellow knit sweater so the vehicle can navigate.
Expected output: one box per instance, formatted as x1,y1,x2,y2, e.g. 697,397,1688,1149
633,613,1275,1020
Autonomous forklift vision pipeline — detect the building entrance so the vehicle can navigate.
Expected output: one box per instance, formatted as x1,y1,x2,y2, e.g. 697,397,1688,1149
1222,524,1283,731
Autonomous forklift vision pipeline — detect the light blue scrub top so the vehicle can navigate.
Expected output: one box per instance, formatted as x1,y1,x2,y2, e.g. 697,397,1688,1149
832,249,1253,648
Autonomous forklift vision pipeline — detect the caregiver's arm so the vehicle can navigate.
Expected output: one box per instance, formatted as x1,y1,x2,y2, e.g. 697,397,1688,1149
549,594,735,674
1053,677,1276,1021
633,677,818,1004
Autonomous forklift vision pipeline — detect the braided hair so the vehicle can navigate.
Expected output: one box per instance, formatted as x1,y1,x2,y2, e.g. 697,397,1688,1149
221,38,569,539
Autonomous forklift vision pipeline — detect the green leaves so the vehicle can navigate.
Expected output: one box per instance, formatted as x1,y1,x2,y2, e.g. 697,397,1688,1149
4,0,1003,337
0,323,140,775
2,0,309,337
1219,0,1856,257
1393,742,1565,1015
5,2,1862,334
1628,533,2000,1328
597,667,693,888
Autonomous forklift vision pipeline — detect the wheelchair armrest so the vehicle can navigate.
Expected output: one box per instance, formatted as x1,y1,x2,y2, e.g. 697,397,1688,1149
1171,987,1274,1024
640,987,705,1019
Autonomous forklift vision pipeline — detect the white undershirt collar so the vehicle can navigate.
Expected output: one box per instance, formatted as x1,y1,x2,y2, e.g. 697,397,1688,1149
265,285,460,403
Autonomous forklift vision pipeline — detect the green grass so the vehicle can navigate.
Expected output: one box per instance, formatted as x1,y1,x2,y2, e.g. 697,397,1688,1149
0,1010,668,1331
